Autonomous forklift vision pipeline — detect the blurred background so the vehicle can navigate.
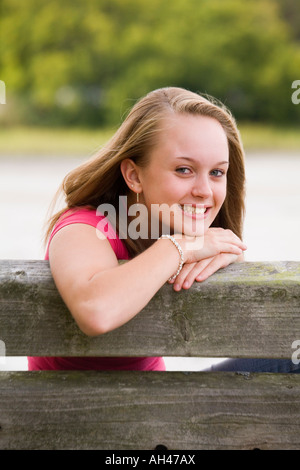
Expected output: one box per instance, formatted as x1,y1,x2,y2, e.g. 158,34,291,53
0,0,299,370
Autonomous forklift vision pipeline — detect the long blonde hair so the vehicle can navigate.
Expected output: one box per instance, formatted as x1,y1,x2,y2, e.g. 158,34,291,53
46,87,246,256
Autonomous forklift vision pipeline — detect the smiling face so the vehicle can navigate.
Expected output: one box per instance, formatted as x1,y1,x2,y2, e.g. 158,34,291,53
137,113,229,238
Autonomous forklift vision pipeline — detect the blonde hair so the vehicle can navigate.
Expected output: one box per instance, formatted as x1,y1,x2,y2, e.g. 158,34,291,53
46,87,246,256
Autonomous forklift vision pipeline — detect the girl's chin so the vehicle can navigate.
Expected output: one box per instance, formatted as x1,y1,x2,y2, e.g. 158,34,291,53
182,230,206,238
159,213,211,237
172,210,211,236
172,224,207,238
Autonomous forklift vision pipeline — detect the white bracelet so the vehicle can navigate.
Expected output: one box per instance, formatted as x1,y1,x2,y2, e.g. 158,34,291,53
159,234,184,281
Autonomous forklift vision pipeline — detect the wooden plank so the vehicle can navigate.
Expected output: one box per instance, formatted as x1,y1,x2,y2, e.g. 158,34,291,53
0,260,300,358
1,370,300,450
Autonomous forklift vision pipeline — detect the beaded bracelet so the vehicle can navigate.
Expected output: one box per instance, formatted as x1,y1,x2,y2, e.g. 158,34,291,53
159,234,184,281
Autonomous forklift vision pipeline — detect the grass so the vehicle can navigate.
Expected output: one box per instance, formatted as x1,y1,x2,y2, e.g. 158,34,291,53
238,123,300,152
0,123,299,157
0,126,115,157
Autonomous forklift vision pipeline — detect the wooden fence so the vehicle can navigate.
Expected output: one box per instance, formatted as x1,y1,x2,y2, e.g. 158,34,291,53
0,259,300,449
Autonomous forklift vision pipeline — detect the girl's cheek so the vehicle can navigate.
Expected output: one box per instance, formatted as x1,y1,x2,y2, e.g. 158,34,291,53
216,184,227,205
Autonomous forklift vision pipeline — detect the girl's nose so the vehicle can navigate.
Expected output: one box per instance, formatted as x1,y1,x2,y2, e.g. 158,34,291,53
191,176,213,199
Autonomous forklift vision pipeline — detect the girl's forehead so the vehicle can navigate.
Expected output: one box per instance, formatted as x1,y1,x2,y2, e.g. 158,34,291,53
149,114,229,162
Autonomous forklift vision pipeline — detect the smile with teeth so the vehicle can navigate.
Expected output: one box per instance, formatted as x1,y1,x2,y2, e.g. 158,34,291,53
179,204,208,215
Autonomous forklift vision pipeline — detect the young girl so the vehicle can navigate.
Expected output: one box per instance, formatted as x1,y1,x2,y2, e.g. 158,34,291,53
28,87,248,371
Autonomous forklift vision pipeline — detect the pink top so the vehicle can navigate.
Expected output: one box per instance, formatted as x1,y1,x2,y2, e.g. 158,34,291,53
28,206,165,371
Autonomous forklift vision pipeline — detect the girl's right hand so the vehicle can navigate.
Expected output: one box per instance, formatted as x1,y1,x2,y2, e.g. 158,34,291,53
174,228,247,264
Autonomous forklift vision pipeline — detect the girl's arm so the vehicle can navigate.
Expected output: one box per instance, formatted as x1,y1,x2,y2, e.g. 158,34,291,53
49,224,246,336
49,224,182,336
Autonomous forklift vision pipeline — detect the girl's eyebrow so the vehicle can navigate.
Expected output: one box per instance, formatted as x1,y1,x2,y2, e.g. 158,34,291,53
175,156,229,165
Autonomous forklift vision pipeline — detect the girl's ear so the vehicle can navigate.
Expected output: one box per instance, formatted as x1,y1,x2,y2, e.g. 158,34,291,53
120,159,143,193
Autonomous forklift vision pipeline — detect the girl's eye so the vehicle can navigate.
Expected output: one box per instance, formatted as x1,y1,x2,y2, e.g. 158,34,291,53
176,167,191,174
210,169,225,177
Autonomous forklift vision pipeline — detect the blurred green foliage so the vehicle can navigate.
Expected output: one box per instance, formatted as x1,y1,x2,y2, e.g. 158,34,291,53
0,0,299,127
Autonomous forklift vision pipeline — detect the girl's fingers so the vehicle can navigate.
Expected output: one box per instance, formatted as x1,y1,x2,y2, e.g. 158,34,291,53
170,228,247,290
182,258,214,288
173,253,239,290
210,228,247,251
171,262,196,291
174,258,213,291
223,231,247,250
196,253,238,282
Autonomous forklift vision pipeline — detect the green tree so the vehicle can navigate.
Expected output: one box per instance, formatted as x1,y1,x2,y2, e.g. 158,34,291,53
0,0,299,126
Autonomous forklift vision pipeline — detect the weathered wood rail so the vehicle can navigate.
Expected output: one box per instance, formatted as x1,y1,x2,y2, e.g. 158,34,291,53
0,259,300,450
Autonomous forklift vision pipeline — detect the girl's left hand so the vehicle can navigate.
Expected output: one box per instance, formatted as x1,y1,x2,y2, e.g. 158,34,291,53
169,253,243,291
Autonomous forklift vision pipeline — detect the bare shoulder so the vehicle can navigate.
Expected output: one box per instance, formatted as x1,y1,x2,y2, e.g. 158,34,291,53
48,223,118,294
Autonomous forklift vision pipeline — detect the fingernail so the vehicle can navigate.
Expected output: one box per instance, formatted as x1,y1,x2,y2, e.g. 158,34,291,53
183,281,189,289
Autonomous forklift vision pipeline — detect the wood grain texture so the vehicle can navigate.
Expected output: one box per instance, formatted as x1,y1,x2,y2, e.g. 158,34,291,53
1,260,300,358
1,260,300,450
1,370,300,450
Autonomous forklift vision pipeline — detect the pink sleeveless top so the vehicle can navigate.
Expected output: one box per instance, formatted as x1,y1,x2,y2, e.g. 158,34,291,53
28,207,165,371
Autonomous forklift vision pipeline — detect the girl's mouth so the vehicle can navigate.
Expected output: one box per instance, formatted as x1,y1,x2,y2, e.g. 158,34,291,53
178,204,211,218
